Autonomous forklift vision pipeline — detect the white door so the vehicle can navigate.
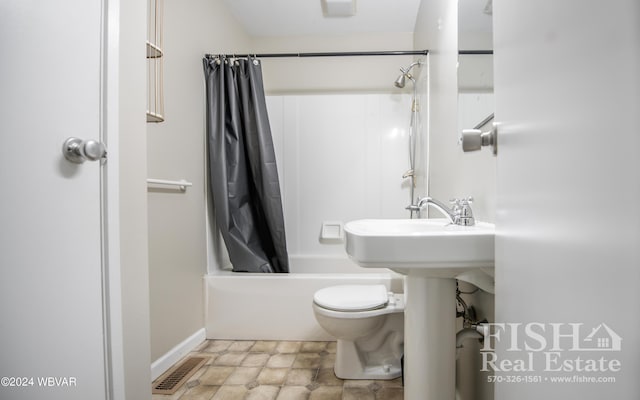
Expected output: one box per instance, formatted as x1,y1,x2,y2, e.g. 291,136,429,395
0,1,109,399
494,0,640,398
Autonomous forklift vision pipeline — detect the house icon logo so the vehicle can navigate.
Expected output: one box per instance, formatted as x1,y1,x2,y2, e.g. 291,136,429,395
581,323,622,351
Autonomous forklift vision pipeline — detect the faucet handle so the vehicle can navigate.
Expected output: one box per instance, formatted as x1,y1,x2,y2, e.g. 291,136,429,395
448,199,462,216
449,197,473,206
448,197,475,226
457,197,475,224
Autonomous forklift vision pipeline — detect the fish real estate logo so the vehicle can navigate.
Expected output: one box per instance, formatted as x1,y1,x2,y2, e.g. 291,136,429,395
480,322,622,375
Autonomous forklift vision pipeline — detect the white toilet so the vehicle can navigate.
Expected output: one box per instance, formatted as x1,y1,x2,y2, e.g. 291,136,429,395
312,284,404,380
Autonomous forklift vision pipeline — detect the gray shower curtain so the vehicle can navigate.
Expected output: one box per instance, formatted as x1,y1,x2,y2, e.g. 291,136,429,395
203,56,289,273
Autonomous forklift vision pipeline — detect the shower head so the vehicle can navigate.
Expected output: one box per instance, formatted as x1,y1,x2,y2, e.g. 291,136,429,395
394,60,423,88
394,73,407,88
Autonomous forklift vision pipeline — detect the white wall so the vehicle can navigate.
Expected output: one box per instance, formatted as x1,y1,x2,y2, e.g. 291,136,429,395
266,93,415,258
146,0,253,362
458,54,493,92
118,0,153,398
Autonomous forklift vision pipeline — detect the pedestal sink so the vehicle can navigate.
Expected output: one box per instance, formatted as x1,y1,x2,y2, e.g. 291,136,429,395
344,218,495,400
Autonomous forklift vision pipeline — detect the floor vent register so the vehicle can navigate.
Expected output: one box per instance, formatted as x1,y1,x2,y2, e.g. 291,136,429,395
152,356,208,395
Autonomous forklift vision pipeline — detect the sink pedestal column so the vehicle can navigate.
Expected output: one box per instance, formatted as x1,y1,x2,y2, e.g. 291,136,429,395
404,276,456,400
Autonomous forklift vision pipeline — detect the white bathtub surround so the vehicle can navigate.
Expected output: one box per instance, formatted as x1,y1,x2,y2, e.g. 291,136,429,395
266,93,424,259
205,256,403,341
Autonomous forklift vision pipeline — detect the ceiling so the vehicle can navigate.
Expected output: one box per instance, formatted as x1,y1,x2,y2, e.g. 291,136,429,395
221,0,423,37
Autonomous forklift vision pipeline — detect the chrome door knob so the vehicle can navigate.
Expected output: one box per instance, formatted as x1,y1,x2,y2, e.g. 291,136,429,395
62,137,107,164
461,124,498,155
82,140,107,161
461,129,483,152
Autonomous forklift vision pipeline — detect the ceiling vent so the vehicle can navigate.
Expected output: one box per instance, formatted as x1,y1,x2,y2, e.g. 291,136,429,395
321,0,356,17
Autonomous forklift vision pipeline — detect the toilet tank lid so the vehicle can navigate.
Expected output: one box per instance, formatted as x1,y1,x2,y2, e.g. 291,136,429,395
313,284,388,311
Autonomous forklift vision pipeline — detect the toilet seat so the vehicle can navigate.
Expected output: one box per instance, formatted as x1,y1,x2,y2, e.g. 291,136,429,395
313,284,388,312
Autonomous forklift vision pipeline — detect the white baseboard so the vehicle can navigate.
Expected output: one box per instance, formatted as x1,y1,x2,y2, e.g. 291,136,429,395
150,328,207,381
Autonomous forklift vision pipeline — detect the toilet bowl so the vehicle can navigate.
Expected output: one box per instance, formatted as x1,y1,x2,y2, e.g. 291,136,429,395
312,284,404,380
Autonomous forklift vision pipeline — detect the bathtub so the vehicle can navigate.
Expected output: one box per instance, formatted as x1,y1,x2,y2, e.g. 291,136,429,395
205,255,404,341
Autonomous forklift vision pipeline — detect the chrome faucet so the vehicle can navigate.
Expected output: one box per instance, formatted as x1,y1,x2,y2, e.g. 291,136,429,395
406,196,476,226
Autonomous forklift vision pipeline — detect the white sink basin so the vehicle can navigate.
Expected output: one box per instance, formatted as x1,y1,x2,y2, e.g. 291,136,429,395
344,218,495,277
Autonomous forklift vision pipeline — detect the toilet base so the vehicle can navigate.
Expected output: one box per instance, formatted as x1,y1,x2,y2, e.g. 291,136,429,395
335,365,402,380
333,312,404,380
311,287,405,380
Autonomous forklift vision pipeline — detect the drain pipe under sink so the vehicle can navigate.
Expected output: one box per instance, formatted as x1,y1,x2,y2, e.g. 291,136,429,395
455,323,490,400
456,323,488,359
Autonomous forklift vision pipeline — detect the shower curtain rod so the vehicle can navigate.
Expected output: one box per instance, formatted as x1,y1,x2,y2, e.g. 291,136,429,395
205,50,429,59
459,50,493,55
205,49,492,59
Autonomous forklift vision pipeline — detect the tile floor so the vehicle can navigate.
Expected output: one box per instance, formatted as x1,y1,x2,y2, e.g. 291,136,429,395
152,340,403,400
